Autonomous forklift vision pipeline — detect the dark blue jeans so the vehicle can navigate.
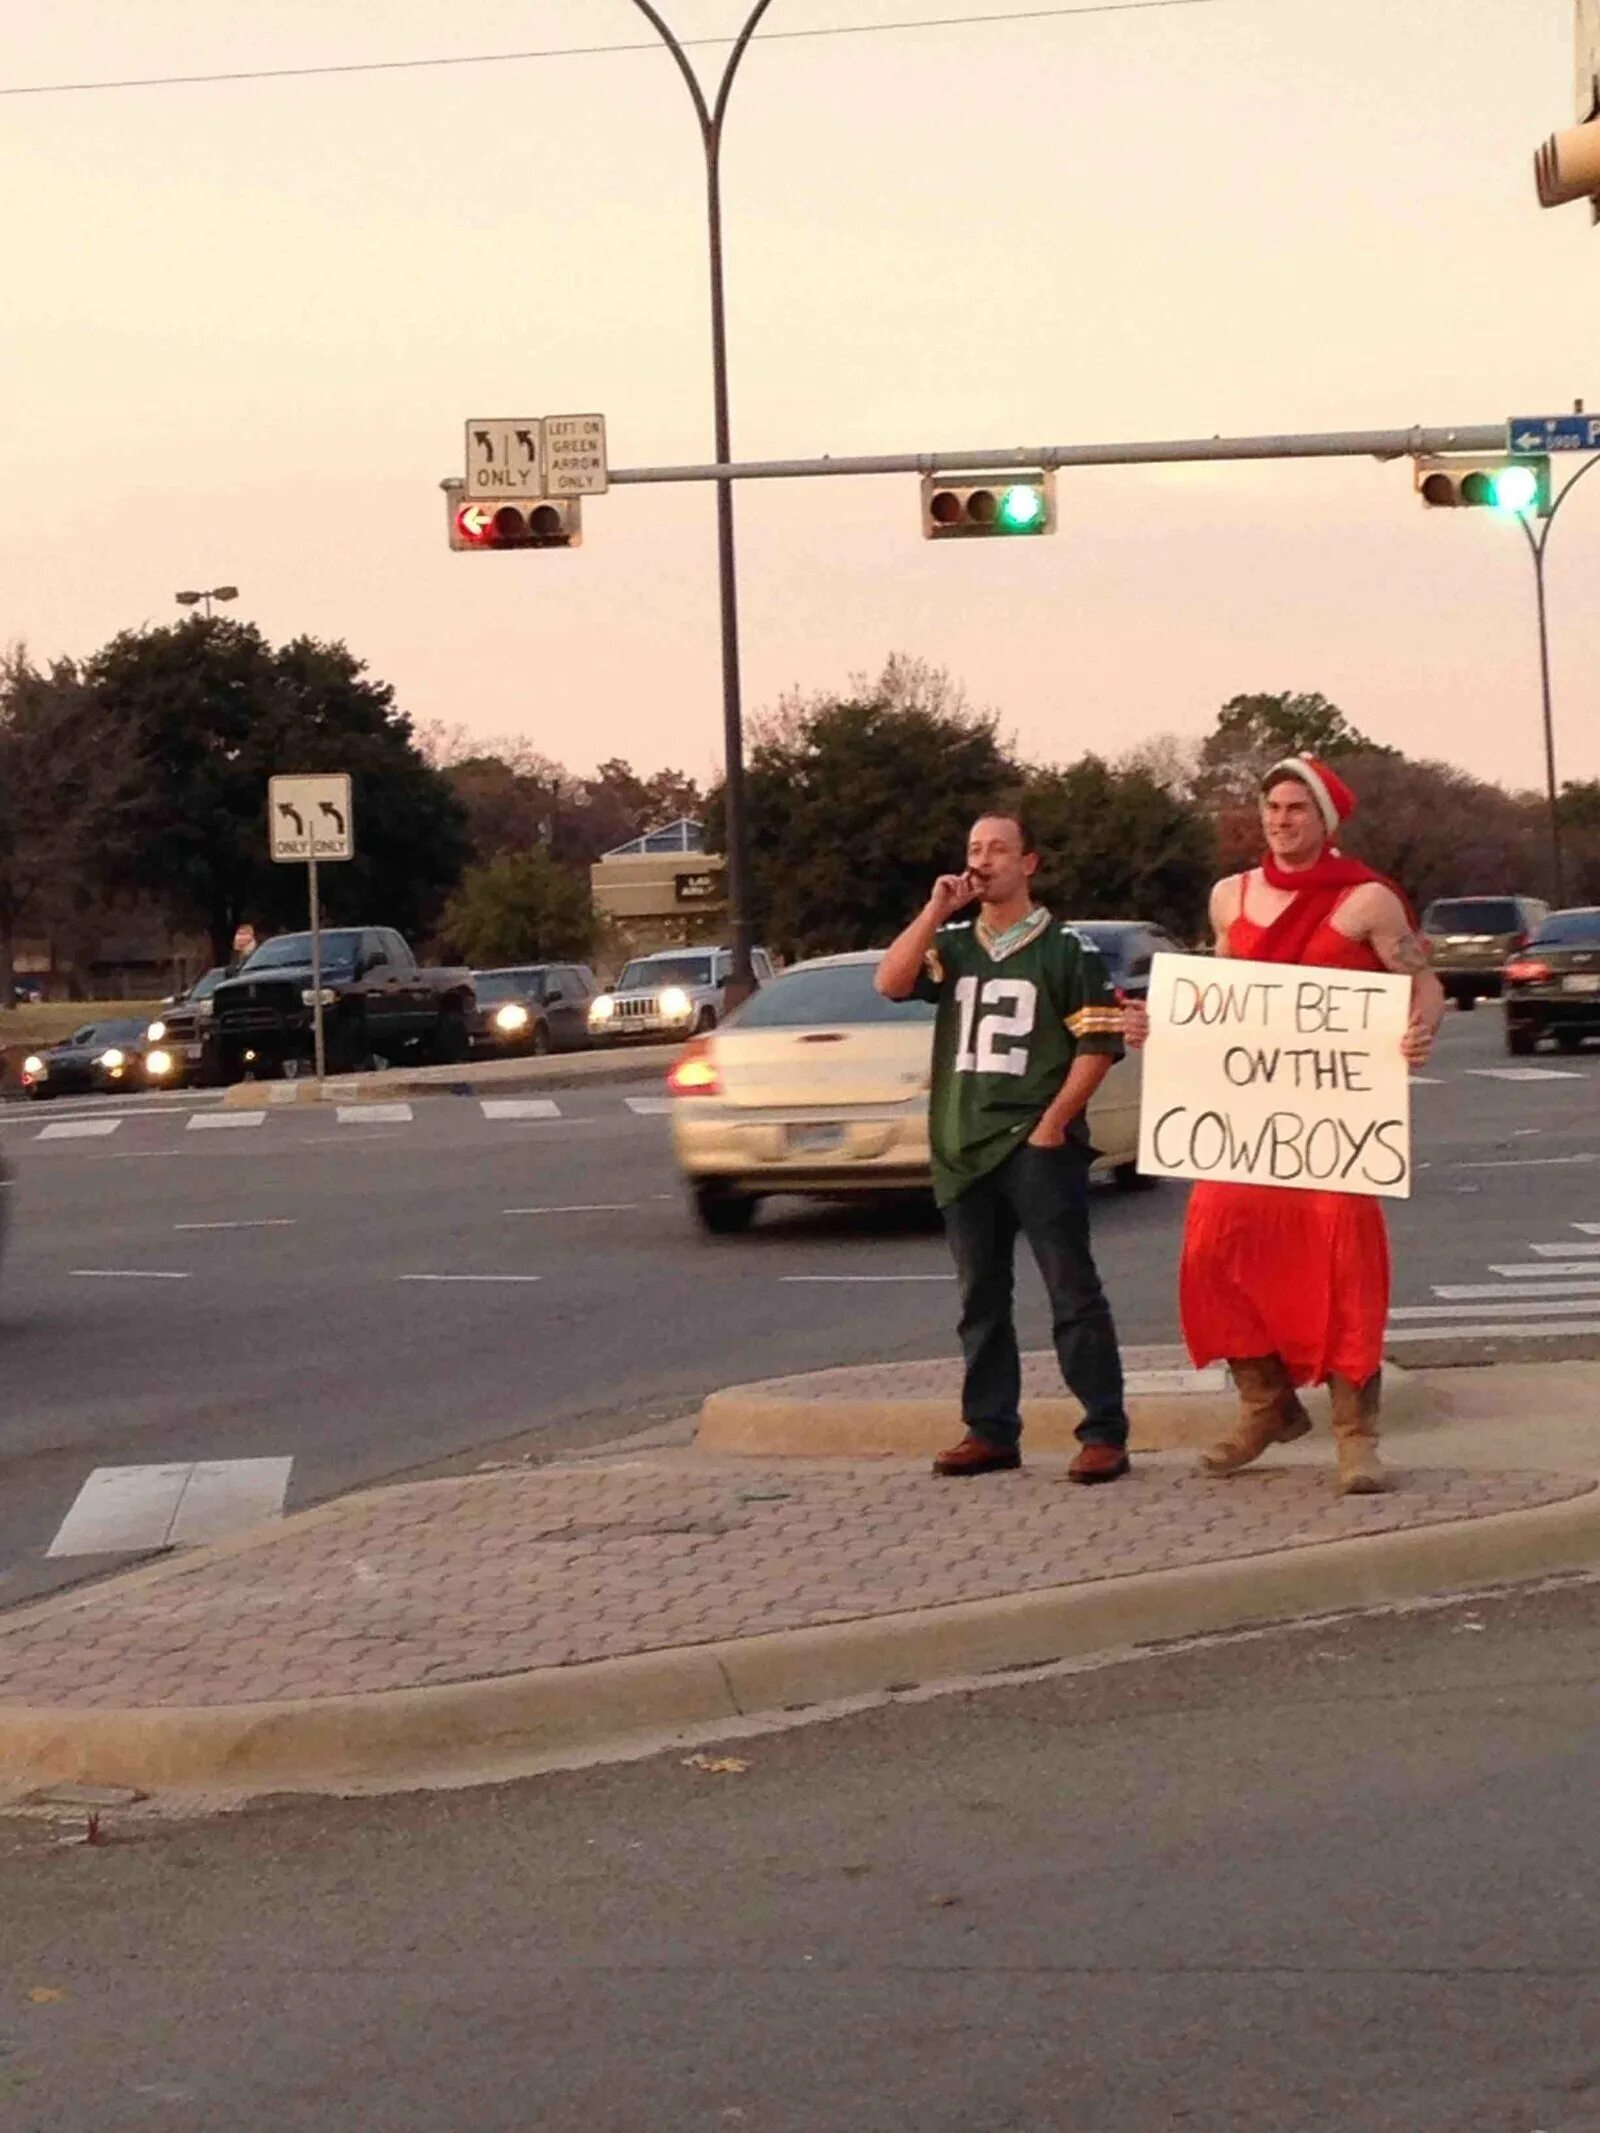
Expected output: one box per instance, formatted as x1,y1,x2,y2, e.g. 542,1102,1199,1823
942,1140,1129,1451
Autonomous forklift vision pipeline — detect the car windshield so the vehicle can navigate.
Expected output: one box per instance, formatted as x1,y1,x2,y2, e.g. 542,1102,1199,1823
241,931,362,973
474,972,543,1004
729,959,936,1029
189,968,226,1001
1528,909,1600,947
1424,900,1522,934
74,1019,147,1046
1063,923,1137,976
619,956,715,990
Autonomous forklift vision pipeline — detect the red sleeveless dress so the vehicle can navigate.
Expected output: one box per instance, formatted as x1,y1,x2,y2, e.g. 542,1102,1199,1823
1178,889,1391,1387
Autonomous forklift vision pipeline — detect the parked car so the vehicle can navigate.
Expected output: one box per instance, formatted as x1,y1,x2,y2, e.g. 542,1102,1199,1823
19,1017,164,1100
1063,920,1188,1000
589,945,777,1045
208,927,476,1082
469,964,598,1056
10,979,43,1004
1420,895,1550,1009
144,966,228,1087
1503,907,1600,1055
667,950,1143,1233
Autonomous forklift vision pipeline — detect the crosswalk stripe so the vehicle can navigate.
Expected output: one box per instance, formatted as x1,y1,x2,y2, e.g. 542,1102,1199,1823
187,1110,265,1132
37,1117,121,1140
1530,1241,1600,1257
480,1098,561,1120
625,1096,673,1116
397,1272,544,1284
1486,1263,1600,1279
1387,1320,1600,1344
1390,1298,1600,1319
336,1104,413,1124
1577,1223,1600,1236
1465,1067,1583,1082
1428,1282,1600,1302
46,1457,292,1558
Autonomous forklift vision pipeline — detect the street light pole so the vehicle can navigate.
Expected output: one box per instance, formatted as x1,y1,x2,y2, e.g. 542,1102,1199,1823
1518,450,1600,908
174,585,239,620
624,0,776,999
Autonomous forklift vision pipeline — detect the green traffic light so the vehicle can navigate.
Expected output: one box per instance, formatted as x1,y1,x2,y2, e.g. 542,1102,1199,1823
997,483,1046,531
1489,464,1540,513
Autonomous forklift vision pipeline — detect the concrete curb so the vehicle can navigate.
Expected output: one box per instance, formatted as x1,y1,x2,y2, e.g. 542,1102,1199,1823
220,1046,680,1107
3,1476,1595,1795
698,1360,1431,1457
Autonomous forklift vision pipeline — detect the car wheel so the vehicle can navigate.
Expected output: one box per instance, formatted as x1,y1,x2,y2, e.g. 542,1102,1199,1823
1555,1030,1584,1054
528,1022,553,1057
430,1010,470,1067
1456,992,1477,1013
1506,1022,1537,1056
692,1183,757,1235
692,1007,717,1036
1112,1161,1155,1192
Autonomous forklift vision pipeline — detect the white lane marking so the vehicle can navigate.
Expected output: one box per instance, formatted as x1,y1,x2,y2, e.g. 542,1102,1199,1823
1429,1282,1600,1302
70,1268,192,1280
1577,1223,1600,1236
1387,1320,1600,1343
1409,1075,1444,1086
625,1096,674,1116
397,1272,544,1285
503,1203,637,1215
1530,1241,1600,1257
336,1104,413,1125
1390,1299,1600,1319
174,1218,297,1231
1486,1263,1600,1279
780,1274,955,1284
37,1118,121,1141
481,1098,561,1120
47,1457,292,1558
1453,1153,1599,1170
187,1110,265,1131
1464,1067,1582,1082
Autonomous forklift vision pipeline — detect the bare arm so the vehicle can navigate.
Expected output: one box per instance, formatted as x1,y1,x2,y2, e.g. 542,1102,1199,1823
1348,885,1446,1066
875,873,977,998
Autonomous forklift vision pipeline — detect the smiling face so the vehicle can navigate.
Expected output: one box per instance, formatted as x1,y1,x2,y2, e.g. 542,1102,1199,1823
1260,776,1328,869
967,816,1038,908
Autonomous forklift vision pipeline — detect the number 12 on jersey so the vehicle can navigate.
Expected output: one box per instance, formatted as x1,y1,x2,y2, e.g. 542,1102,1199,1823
953,976,1038,1076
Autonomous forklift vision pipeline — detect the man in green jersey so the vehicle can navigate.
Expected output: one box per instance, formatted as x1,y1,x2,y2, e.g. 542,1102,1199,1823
877,814,1131,1482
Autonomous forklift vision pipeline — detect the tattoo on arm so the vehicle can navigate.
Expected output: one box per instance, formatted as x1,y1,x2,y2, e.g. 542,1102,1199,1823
1383,930,1432,977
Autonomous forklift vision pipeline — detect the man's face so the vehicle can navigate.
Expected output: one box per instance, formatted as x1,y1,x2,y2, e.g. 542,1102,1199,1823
966,817,1037,904
1260,779,1327,866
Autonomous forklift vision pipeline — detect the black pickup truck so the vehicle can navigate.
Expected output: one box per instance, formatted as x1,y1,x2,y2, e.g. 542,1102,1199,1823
209,926,476,1083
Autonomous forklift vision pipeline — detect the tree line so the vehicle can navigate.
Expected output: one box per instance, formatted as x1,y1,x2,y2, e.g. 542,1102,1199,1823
3,626,1595,997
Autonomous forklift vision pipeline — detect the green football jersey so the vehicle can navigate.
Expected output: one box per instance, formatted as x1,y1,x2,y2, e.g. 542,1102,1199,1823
913,907,1125,1206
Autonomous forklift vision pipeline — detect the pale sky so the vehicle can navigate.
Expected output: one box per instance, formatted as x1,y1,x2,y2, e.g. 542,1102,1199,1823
3,0,1595,795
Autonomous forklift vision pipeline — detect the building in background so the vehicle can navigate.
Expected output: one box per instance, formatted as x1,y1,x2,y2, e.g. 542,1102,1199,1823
590,820,727,960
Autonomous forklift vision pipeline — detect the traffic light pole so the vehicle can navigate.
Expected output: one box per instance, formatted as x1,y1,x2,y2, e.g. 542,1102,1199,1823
1518,451,1600,910
625,0,777,1002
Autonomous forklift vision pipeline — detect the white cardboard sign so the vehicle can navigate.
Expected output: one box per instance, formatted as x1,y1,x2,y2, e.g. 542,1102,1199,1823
1136,953,1413,1200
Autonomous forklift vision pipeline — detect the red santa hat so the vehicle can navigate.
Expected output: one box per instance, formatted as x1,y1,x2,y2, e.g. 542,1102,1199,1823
1264,753,1355,838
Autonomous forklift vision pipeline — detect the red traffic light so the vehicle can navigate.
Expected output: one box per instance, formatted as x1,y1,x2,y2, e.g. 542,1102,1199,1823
449,497,583,551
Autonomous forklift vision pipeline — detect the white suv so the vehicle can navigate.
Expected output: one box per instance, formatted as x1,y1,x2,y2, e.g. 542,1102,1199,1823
589,946,775,1044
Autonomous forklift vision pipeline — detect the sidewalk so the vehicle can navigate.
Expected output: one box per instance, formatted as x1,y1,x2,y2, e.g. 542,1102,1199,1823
1,1360,1596,1798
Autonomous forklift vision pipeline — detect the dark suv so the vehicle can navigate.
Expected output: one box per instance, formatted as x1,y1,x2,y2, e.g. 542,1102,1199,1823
1420,895,1550,1009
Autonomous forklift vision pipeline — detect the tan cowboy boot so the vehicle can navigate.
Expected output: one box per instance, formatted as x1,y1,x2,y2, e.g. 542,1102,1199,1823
1329,1372,1389,1494
1200,1356,1312,1475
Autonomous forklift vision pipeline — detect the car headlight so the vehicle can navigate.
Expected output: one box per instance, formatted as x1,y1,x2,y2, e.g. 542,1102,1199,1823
145,1048,174,1078
300,987,338,1007
146,1019,167,1042
197,997,215,1018
98,1048,127,1070
494,1002,530,1032
22,1054,45,1076
659,986,693,1022
589,995,615,1024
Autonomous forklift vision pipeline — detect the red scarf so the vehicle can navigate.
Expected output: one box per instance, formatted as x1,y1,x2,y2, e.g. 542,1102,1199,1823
1251,851,1415,965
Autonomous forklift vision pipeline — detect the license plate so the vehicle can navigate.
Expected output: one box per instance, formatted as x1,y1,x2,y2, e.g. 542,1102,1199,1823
184,1043,204,1061
789,1123,845,1154
1562,973,1600,994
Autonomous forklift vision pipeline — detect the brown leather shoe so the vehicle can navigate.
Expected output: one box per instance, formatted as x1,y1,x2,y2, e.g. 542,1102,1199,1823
1067,1444,1131,1485
933,1432,1021,1477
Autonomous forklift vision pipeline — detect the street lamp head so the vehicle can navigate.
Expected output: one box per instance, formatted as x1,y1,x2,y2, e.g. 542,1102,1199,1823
212,585,239,602
174,590,202,606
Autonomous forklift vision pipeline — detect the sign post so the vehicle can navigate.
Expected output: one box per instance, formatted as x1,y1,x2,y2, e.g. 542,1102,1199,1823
1135,953,1413,1200
268,774,354,1087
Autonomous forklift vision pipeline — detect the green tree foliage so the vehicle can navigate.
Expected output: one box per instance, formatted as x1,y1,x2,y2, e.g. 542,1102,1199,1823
1338,753,1541,910
79,619,469,959
1019,756,1215,939
439,849,598,965
704,663,1017,956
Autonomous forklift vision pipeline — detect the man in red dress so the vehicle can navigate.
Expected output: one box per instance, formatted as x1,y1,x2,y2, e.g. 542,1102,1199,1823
1129,756,1445,1494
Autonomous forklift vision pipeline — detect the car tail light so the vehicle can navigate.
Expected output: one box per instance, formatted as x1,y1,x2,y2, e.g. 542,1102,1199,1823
667,1037,722,1097
1505,958,1551,983
1513,931,1530,950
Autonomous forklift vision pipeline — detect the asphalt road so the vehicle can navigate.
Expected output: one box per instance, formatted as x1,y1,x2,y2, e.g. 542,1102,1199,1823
0,1008,1596,1606
4,1573,1598,2133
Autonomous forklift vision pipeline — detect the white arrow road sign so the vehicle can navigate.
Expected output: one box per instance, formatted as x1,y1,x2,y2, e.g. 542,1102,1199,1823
269,773,354,863
465,418,545,496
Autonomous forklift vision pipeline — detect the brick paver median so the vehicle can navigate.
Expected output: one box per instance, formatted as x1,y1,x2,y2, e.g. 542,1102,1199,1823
0,1457,1589,1713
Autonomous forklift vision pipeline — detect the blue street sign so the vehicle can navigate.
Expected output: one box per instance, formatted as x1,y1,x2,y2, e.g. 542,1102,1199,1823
1507,414,1600,452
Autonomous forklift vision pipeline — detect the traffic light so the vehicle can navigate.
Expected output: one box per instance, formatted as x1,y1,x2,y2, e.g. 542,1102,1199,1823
921,470,1056,540
1413,455,1551,516
1535,116,1600,209
449,496,583,551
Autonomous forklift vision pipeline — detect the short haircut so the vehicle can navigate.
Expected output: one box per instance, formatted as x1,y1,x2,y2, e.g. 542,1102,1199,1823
972,810,1036,855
